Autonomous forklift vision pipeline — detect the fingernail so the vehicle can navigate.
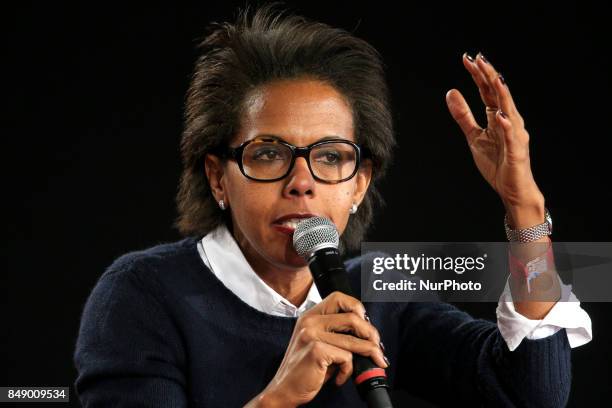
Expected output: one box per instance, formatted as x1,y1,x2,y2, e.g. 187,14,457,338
379,341,386,352
499,74,506,85
479,53,489,64
383,355,390,367
499,110,508,119
464,52,475,62
364,313,370,322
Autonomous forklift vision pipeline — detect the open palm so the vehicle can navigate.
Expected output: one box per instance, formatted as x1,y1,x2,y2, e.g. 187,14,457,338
446,52,544,213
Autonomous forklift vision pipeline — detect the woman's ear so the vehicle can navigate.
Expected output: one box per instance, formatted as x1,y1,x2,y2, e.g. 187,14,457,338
204,153,226,202
353,158,373,206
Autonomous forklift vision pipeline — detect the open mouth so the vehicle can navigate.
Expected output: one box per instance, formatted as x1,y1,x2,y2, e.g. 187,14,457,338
275,218,306,230
272,214,317,234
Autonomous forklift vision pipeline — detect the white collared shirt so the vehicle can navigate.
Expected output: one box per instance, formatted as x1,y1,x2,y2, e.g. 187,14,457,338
197,224,321,317
198,224,592,350
497,275,592,351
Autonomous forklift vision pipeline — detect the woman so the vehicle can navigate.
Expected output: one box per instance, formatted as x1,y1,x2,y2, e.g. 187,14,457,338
73,4,591,407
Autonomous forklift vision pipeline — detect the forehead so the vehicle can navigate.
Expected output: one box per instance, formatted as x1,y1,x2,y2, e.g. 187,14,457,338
236,79,355,145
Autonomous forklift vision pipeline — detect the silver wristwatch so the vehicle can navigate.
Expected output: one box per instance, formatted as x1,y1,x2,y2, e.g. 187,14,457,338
504,208,553,242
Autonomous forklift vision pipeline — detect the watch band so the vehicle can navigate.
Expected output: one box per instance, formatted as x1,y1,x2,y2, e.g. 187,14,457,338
504,208,552,242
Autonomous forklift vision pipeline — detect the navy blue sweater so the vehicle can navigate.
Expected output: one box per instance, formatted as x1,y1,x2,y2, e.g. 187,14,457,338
73,237,571,407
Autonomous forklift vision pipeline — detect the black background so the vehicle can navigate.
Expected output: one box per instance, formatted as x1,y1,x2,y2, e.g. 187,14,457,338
4,1,611,406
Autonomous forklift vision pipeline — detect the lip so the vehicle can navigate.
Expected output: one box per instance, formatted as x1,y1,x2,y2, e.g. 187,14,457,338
273,213,318,224
272,213,318,235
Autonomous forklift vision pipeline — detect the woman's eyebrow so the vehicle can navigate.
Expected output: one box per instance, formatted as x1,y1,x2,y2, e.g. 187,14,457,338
319,135,349,141
254,134,350,142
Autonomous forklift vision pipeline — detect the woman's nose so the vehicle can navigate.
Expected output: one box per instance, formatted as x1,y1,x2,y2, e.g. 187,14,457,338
283,157,314,197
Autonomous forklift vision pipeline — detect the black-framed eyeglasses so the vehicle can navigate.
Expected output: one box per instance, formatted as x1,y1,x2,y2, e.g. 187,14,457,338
218,136,366,183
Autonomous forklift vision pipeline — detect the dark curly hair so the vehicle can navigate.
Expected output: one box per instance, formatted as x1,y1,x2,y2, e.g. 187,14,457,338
175,2,396,252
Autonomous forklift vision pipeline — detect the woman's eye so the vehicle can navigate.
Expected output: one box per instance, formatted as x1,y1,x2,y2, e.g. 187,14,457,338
253,149,281,160
325,153,340,162
315,151,341,164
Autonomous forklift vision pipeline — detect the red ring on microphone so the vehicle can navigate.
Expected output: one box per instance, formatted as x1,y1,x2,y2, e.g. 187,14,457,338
354,368,387,385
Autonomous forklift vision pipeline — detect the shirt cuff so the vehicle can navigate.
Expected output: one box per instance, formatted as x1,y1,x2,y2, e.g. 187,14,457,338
496,275,593,351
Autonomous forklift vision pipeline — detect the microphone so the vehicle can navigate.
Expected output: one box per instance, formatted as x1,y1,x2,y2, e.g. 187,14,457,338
293,217,393,408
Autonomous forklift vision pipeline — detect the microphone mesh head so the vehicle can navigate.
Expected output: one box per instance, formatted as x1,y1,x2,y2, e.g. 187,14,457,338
293,216,339,259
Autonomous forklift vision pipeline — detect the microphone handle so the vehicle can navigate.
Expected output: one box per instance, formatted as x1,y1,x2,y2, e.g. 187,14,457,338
308,247,394,408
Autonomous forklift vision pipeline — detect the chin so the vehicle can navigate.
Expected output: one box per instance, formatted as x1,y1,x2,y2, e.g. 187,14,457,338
279,240,309,268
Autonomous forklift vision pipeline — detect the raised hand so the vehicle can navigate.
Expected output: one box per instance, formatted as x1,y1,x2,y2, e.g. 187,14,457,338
445,52,546,228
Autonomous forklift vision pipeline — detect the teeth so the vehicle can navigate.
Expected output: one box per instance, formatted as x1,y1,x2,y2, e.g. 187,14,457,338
279,218,305,229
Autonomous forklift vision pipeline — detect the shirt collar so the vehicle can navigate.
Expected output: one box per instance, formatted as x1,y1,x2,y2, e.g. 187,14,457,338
197,224,322,317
